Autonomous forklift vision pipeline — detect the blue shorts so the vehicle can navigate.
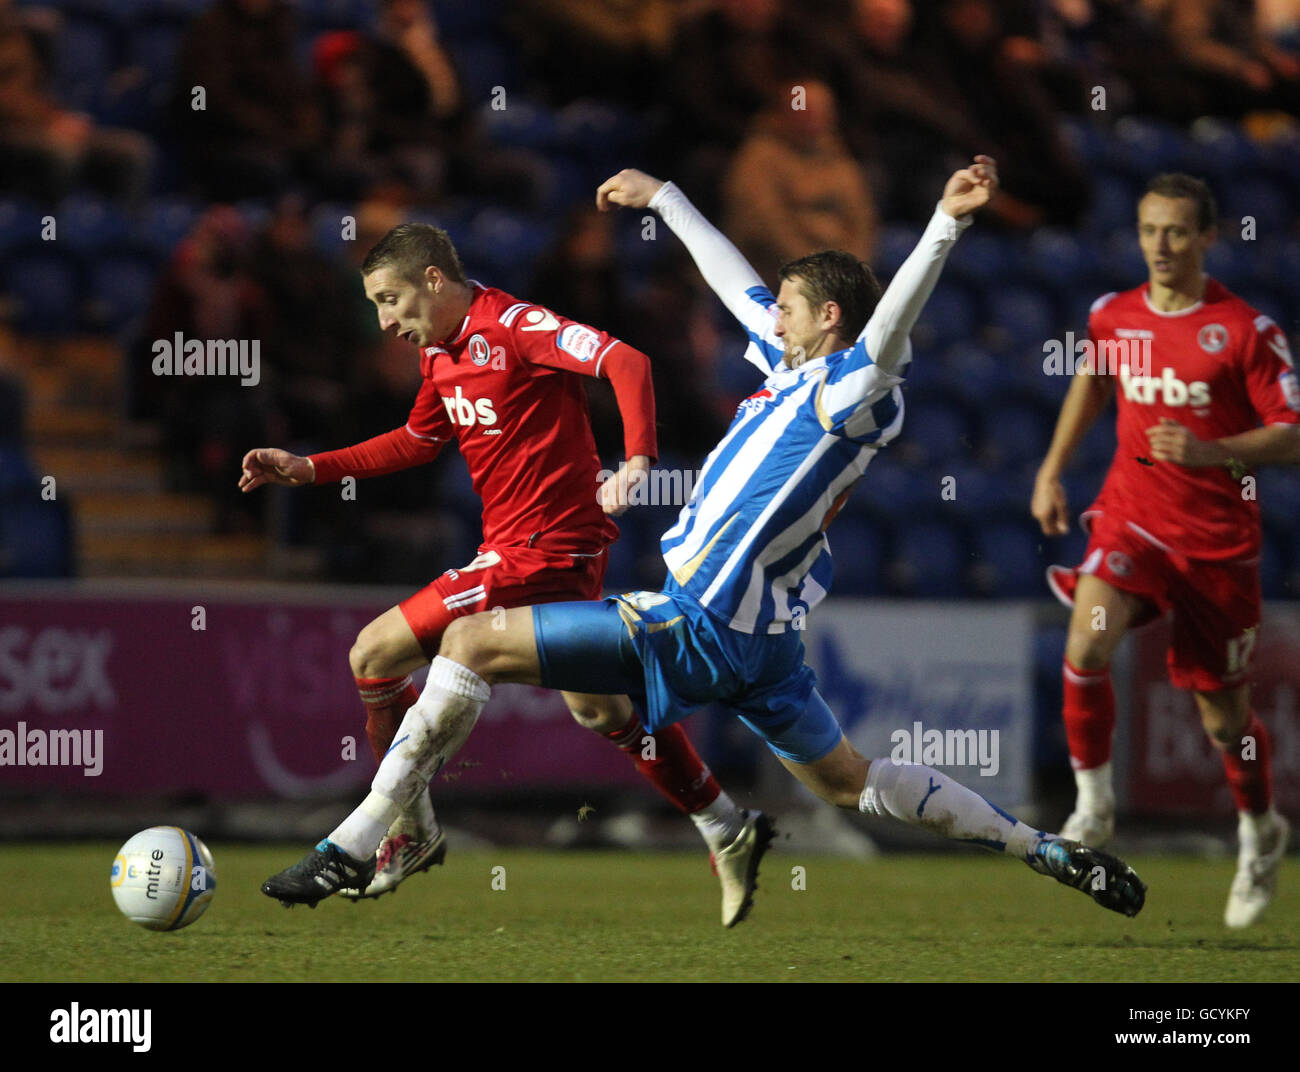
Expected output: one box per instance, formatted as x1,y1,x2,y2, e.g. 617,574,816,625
532,590,843,764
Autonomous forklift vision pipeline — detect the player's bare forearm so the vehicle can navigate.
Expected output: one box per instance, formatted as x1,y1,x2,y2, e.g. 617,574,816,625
1146,420,1300,469
1038,370,1115,479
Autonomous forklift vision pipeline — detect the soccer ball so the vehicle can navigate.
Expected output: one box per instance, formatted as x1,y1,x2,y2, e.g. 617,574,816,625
110,826,217,931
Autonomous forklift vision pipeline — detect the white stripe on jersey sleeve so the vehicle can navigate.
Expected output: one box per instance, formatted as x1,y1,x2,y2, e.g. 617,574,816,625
499,302,531,327
861,204,970,376
649,181,783,373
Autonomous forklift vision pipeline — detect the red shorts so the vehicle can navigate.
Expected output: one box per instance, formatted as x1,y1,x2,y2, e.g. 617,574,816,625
1047,510,1260,692
399,544,608,658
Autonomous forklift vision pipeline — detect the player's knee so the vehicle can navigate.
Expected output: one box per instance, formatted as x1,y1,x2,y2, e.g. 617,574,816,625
350,623,394,679
1064,627,1113,671
1198,691,1250,746
567,696,631,734
439,614,497,676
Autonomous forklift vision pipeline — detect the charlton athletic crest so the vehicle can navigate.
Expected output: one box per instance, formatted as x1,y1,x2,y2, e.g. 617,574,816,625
468,334,491,366
1198,324,1228,354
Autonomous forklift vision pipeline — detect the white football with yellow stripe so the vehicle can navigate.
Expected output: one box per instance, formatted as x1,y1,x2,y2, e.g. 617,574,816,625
110,827,217,931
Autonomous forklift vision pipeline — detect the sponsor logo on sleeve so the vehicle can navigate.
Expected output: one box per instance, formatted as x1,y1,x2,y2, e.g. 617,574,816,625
558,324,601,362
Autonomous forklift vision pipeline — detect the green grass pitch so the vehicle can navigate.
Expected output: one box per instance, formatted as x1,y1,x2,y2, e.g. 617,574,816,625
1,844,1296,983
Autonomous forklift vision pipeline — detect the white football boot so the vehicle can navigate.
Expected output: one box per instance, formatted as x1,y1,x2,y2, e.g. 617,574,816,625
713,810,775,927
1224,812,1290,928
341,789,446,901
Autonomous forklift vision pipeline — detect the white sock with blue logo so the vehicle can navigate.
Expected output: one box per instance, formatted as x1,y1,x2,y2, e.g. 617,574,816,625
330,657,489,860
859,759,1043,860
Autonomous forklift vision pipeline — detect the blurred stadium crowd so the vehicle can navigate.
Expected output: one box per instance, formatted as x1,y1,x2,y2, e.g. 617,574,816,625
2,0,1299,601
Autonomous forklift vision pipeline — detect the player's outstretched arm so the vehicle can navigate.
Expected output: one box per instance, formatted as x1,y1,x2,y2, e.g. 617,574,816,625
239,448,315,492
861,156,997,376
597,168,769,333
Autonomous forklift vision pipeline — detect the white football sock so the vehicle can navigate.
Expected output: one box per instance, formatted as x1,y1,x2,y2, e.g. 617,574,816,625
689,790,745,853
859,759,1045,861
1073,761,1115,817
393,786,439,841
1238,807,1279,851
330,657,489,860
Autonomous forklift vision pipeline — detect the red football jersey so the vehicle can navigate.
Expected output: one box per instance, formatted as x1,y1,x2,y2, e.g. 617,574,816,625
1086,278,1300,560
312,284,657,555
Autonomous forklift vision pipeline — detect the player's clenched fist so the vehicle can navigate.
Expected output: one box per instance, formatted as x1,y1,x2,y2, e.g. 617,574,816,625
239,448,315,492
940,155,998,219
596,169,665,212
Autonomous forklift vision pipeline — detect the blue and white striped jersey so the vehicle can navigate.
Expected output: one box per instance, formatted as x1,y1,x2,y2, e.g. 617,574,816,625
649,182,970,634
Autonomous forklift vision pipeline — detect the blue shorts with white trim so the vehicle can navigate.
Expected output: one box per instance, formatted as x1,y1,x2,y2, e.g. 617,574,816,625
532,590,842,763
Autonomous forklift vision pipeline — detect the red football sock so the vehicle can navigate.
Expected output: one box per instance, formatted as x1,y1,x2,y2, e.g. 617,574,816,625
1062,659,1115,771
356,675,420,766
1220,712,1274,815
606,713,721,814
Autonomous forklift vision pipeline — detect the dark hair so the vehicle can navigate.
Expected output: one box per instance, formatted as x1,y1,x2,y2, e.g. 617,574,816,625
360,222,467,284
1143,173,1217,232
778,250,882,341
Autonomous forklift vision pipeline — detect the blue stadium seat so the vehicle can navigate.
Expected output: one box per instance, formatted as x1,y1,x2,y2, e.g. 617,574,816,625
1085,173,1139,236
1,251,80,335
886,519,968,597
1104,117,1190,178
913,280,977,350
826,516,886,596
1259,528,1285,598
1059,118,1108,167
1203,240,1254,291
555,100,643,158
1221,174,1293,238
936,341,1001,407
981,399,1052,470
1236,287,1289,334
463,208,553,278
295,0,373,30
55,193,130,259
986,286,1058,349
944,230,1011,290
84,254,156,333
931,461,996,522
53,16,117,114
479,97,560,150
850,452,934,517
0,497,74,578
971,520,1047,597
1098,230,1146,291
126,23,183,83
133,197,199,262
457,38,520,106
0,200,44,257
1186,118,1264,178
311,202,355,259
1259,469,1300,527
433,0,505,38
897,395,972,466
874,225,923,281
1026,228,1101,295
